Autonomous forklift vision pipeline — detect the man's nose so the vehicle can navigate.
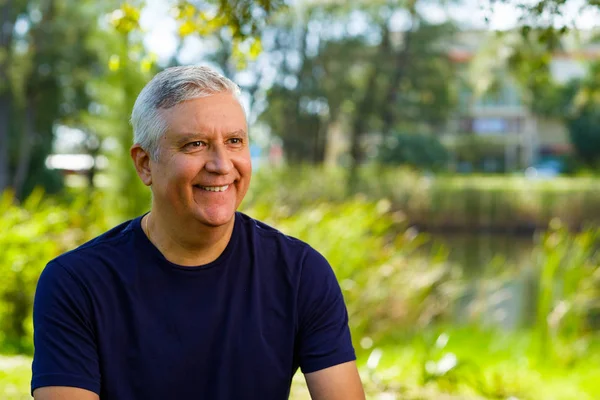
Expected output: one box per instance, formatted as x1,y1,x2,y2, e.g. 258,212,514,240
205,145,234,174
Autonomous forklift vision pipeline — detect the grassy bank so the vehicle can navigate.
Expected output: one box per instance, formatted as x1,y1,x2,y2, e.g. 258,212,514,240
245,167,600,231
0,355,31,400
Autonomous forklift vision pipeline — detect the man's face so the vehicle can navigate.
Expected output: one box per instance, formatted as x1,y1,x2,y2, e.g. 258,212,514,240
149,92,251,228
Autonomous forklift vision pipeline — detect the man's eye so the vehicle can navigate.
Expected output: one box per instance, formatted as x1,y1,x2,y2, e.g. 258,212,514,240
187,141,205,148
228,138,242,145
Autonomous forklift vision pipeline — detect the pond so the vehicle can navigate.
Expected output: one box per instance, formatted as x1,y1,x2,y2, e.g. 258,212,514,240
427,233,538,330
431,233,535,277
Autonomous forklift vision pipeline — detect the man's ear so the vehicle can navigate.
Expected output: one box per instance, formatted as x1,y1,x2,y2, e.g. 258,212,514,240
131,145,153,186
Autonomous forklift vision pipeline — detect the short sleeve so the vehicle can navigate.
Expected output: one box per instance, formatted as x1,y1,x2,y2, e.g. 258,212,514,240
31,260,101,395
296,248,356,374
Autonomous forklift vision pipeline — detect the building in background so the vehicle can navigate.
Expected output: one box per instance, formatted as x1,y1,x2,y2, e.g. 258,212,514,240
444,29,600,173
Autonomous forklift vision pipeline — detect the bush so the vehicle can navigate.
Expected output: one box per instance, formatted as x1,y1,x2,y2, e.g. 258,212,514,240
567,110,600,167
377,132,449,171
246,166,600,230
0,189,110,353
243,197,462,344
533,220,600,360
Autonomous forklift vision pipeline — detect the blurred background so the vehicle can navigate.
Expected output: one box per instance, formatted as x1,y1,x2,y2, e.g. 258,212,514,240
2,0,600,398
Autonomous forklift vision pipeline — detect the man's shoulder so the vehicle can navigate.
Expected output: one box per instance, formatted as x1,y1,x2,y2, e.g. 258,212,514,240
50,217,139,272
237,212,313,253
236,212,329,274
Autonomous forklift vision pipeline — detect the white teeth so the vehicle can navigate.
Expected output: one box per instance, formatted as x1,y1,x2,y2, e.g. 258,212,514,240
199,185,229,192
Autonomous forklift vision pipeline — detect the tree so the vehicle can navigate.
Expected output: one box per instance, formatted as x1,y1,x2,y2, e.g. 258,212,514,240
566,111,600,166
0,0,28,195
484,1,600,34
377,131,449,170
564,62,600,166
0,0,113,199
503,44,600,167
256,0,457,175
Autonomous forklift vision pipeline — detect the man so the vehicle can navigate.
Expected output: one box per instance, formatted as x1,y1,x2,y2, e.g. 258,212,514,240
31,66,365,400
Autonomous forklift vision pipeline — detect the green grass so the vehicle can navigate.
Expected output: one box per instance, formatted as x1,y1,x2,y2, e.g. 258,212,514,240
5,328,599,400
0,355,31,400
358,326,600,400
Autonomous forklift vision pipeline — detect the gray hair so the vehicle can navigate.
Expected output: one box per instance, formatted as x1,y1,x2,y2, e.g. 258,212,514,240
131,65,242,160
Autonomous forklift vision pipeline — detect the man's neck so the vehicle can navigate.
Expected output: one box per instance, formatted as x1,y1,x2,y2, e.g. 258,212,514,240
143,211,235,267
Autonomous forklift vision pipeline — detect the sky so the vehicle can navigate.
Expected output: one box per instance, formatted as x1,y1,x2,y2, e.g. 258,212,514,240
426,0,600,31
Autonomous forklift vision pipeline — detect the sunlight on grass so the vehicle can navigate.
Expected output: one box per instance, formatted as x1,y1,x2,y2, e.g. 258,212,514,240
0,355,31,400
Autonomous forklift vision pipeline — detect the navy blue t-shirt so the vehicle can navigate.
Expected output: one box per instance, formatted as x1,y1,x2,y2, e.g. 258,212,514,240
31,212,355,399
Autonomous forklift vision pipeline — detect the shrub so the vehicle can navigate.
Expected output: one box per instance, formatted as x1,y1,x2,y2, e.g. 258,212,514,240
533,220,600,361
243,198,462,345
377,132,449,171
0,189,110,353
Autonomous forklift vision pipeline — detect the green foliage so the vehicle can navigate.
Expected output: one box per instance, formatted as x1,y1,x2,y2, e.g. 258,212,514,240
0,0,112,199
521,60,600,168
502,40,600,168
533,220,600,360
247,166,600,230
0,355,31,400
468,26,600,170
173,0,286,39
212,0,287,38
408,326,600,399
244,197,462,342
563,64,600,166
447,135,508,171
489,1,600,37
0,189,110,353
83,10,156,219
169,0,286,69
567,110,600,167
377,132,449,171
257,3,457,164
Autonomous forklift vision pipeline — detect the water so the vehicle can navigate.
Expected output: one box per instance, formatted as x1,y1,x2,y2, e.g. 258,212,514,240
428,233,537,329
431,233,535,277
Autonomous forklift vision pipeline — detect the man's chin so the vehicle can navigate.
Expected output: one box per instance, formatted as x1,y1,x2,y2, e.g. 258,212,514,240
193,210,236,228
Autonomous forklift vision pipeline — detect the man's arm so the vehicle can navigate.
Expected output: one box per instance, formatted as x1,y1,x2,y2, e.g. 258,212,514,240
33,387,99,400
31,262,101,396
305,361,365,400
296,249,364,399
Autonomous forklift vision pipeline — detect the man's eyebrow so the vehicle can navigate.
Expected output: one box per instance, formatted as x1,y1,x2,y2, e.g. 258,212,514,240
173,130,248,145
224,129,248,138
173,133,208,146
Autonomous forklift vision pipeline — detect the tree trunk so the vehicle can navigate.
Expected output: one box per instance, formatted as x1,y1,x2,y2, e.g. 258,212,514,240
346,22,391,194
346,3,419,192
13,97,35,198
347,65,378,194
380,8,417,135
85,135,101,189
0,93,10,193
14,0,56,198
0,0,15,194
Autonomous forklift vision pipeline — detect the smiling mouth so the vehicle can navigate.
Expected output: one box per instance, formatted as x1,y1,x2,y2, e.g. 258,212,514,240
195,184,230,192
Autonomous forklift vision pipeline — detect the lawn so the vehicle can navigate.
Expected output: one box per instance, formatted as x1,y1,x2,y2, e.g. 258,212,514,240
0,355,31,400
